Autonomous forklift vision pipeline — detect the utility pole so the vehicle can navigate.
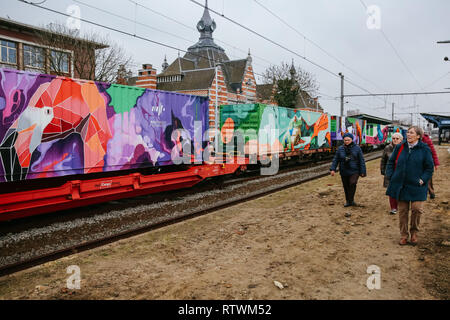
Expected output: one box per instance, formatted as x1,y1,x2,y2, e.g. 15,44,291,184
215,64,219,154
392,103,395,122
339,72,344,117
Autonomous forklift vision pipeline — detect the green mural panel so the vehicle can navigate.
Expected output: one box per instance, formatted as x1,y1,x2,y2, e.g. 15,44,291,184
106,84,146,114
219,103,331,155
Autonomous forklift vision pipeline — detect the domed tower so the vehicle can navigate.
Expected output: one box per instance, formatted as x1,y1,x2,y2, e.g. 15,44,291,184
161,55,169,71
186,0,229,67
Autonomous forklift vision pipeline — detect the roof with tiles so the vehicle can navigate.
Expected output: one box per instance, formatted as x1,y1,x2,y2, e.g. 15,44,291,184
155,1,250,94
157,68,216,92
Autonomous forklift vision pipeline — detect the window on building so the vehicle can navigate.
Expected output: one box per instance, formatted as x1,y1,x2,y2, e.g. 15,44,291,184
50,50,69,73
1,40,17,64
24,45,44,69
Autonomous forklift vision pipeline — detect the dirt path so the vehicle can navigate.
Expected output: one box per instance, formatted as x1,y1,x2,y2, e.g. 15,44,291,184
0,146,449,300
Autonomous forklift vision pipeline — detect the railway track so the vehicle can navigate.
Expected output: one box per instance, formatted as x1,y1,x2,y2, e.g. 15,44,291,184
0,151,383,277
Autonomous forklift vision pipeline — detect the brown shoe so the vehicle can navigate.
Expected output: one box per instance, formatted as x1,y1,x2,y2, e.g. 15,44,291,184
410,234,418,245
399,237,408,245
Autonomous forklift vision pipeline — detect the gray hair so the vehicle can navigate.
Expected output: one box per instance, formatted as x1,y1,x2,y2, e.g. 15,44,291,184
392,132,403,140
408,126,424,139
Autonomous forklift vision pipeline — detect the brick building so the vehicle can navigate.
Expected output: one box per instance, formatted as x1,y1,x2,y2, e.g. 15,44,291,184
135,1,323,137
0,17,106,79
135,1,257,136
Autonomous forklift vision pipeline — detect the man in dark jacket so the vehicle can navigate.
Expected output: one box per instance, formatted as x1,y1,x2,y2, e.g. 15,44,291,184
330,133,367,207
386,126,434,245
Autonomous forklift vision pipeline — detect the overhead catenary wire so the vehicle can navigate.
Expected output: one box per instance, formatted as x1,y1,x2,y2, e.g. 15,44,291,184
18,1,251,75
76,0,260,69
188,0,388,105
45,0,383,115
359,0,424,90
189,0,339,79
18,0,339,101
125,0,275,68
72,0,264,66
344,90,450,97
423,71,450,90
19,0,394,116
73,0,195,44
17,0,401,118
251,0,389,106
252,0,386,93
17,0,194,57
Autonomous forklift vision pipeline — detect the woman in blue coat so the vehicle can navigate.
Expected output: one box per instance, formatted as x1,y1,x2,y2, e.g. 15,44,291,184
386,126,434,246
330,133,367,207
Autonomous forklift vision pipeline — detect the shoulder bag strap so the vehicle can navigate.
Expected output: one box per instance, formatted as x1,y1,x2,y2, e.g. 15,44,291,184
394,144,404,170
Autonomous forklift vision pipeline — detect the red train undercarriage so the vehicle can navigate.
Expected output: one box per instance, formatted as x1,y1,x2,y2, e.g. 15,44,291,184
0,147,335,222
0,160,248,222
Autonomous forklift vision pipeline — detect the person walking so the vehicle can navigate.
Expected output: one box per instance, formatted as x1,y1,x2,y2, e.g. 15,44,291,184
421,132,440,199
330,133,367,207
380,132,404,214
385,126,434,246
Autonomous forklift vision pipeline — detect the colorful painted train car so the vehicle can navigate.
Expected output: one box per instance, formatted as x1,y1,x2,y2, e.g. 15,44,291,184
219,103,332,158
219,106,391,160
330,116,366,146
0,67,396,221
0,68,254,221
331,115,402,150
0,68,209,183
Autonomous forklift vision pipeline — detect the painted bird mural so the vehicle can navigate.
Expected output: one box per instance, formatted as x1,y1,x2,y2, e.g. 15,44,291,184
0,77,112,181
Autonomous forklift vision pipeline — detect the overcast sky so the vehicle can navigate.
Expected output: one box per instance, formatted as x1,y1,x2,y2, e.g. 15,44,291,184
2,0,450,124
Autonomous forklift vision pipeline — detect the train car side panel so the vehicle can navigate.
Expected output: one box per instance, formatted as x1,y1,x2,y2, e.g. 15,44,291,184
0,68,209,183
365,122,389,145
330,116,366,146
219,103,262,156
219,104,331,156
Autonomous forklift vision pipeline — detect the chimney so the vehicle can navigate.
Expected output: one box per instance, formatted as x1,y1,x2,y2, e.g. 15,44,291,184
136,64,157,90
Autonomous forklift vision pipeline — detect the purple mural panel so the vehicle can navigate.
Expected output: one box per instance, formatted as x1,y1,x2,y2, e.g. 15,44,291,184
0,68,209,182
27,134,85,179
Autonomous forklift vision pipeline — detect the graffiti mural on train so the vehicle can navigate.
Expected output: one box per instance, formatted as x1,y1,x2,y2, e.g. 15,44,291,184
343,117,366,145
365,123,389,145
330,116,366,145
0,69,209,182
278,109,331,151
219,104,331,156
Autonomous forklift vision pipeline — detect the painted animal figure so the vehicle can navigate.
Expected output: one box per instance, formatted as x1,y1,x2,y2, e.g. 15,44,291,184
0,77,111,181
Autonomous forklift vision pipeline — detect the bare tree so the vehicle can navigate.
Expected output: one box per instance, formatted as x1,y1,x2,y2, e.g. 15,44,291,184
261,61,319,96
34,23,133,83
94,38,134,83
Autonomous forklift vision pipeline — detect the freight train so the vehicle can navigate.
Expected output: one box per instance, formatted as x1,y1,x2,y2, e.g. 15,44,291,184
0,68,399,221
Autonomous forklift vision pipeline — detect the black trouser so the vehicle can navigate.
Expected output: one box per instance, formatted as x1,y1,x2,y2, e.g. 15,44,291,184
340,174,360,204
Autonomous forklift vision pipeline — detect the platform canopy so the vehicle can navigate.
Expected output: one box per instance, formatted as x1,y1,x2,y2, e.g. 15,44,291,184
420,113,450,129
348,113,392,125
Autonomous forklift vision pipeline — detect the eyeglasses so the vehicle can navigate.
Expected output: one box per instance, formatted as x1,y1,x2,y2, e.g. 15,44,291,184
392,138,401,140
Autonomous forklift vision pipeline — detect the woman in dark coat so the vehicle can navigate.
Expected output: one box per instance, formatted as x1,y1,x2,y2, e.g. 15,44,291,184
380,132,403,214
330,132,367,207
385,126,434,245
